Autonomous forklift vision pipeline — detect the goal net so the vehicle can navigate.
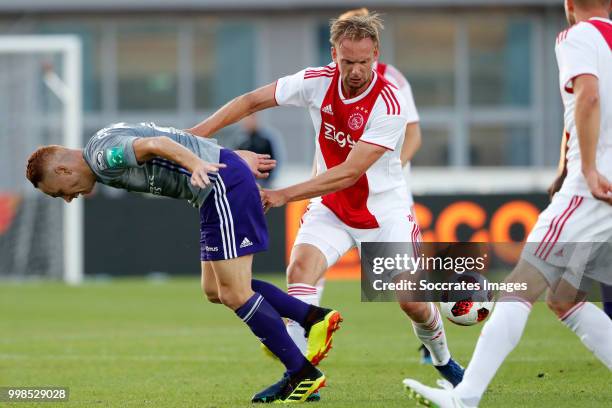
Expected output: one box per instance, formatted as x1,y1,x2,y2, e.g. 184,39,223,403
0,36,83,284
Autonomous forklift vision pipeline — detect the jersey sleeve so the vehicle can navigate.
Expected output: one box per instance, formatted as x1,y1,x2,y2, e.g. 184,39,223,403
85,125,141,179
556,23,599,92
275,69,309,108
360,107,408,151
385,64,420,123
397,82,419,124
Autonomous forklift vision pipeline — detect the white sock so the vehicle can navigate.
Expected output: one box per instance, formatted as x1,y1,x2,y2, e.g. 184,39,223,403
412,303,451,366
561,302,612,370
315,278,326,304
455,299,531,406
286,283,319,355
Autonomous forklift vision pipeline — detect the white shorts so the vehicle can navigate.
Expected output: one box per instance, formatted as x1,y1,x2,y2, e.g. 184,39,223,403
522,193,612,288
294,202,421,268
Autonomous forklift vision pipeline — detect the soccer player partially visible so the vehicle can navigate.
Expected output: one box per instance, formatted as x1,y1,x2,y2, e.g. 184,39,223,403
25,122,342,403
547,130,612,320
404,1,612,406
188,13,464,395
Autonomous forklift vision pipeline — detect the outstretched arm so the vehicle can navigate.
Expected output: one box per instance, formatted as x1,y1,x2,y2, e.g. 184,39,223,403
187,83,278,138
261,141,387,210
133,136,225,188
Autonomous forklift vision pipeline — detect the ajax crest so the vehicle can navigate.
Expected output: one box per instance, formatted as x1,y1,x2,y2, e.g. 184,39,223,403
348,112,365,131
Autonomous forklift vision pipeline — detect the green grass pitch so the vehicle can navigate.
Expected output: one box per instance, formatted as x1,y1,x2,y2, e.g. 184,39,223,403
1,276,610,407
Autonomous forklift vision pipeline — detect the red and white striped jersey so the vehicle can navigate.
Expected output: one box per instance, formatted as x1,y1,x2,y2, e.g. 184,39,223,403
275,63,410,229
556,17,612,197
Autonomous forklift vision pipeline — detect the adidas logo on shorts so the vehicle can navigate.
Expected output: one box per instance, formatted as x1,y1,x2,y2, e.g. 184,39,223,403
322,104,334,115
240,237,253,248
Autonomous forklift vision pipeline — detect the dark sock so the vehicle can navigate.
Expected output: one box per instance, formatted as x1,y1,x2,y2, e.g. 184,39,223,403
235,292,309,375
251,279,327,329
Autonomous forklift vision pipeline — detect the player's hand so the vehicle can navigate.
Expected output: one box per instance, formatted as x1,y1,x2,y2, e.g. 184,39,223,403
190,160,226,188
235,150,277,179
260,188,288,212
584,168,612,205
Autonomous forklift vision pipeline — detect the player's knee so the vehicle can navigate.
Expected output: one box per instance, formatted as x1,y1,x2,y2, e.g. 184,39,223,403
200,281,221,304
218,289,251,311
287,258,315,284
398,301,430,322
203,289,222,304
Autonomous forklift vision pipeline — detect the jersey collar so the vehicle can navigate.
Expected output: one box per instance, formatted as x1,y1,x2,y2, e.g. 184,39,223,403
338,70,379,105
589,17,612,24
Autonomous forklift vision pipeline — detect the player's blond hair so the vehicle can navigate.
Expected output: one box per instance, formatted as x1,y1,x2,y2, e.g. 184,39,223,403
338,8,370,20
329,12,383,48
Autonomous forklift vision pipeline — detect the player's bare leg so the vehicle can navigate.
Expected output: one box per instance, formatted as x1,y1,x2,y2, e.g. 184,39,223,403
286,244,330,354
200,261,221,304
547,281,612,369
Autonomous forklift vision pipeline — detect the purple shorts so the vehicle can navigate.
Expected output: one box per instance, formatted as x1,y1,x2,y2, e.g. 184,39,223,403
200,149,269,261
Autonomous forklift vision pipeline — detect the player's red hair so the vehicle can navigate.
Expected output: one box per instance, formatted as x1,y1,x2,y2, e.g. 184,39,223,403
26,145,61,188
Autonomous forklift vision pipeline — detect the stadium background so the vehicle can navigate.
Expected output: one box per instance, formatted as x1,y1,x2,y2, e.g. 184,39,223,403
0,0,569,279
3,2,612,407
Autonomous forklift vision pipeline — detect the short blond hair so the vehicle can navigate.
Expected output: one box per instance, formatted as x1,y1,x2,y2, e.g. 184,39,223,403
329,12,383,48
338,8,370,20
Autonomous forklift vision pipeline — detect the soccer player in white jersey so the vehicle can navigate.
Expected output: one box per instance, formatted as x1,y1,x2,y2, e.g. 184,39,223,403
189,12,464,394
302,8,426,367
403,1,612,406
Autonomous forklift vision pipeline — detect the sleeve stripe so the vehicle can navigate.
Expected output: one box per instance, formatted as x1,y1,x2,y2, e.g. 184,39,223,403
305,70,334,76
381,86,400,115
304,73,334,80
305,66,335,76
556,27,574,44
386,86,401,115
380,88,393,114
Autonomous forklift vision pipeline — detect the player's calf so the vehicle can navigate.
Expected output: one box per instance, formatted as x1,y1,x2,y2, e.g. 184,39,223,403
398,301,431,323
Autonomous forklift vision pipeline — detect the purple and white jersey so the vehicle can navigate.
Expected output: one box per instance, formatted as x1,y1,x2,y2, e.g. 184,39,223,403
83,122,221,207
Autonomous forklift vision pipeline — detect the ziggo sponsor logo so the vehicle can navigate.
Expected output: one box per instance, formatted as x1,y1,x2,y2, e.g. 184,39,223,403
323,122,356,149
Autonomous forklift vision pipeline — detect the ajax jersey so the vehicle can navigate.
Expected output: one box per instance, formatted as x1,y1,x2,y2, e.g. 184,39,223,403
275,63,410,229
556,18,612,197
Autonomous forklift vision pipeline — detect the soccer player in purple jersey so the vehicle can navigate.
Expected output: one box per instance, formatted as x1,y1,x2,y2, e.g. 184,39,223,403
25,122,343,403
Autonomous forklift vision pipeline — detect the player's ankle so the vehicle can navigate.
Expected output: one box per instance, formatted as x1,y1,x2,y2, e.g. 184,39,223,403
302,305,328,331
